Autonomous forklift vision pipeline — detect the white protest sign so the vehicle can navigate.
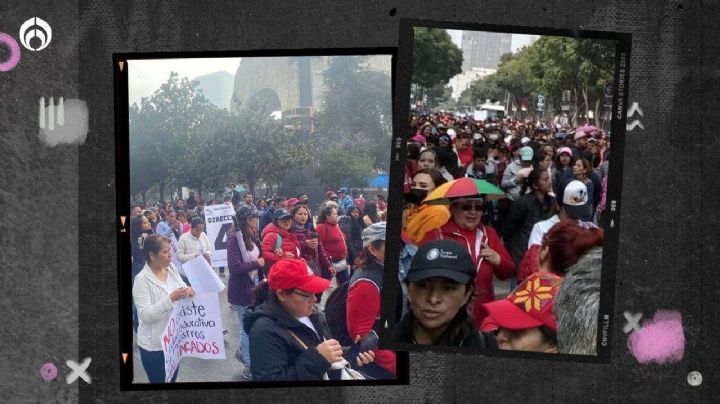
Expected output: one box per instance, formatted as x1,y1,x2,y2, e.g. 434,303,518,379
161,292,226,382
183,254,225,294
204,203,235,267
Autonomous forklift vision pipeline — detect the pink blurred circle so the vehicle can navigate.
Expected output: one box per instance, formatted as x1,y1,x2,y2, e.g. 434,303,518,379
40,362,58,381
0,32,21,72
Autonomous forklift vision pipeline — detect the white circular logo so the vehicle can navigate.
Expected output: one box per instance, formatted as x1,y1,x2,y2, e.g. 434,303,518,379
19,17,52,51
426,248,440,261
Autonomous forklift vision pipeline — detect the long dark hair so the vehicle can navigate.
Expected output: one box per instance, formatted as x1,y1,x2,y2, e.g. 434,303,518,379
364,202,379,223
520,168,548,196
290,204,310,225
234,213,258,251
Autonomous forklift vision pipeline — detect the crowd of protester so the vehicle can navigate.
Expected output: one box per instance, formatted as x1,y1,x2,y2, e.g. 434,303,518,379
130,186,392,382
397,111,608,355
128,109,612,383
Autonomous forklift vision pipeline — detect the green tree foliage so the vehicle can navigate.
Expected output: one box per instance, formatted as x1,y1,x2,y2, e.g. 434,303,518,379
314,56,392,187
206,108,312,196
130,71,312,201
453,36,615,125
458,73,504,106
412,28,463,89
314,148,375,191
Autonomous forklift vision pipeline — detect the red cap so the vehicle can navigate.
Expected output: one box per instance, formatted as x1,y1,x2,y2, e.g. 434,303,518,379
479,272,562,332
286,198,300,207
267,259,330,294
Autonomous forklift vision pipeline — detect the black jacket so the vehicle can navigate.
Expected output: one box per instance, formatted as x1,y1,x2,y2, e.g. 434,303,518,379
338,215,364,265
243,299,335,381
501,193,556,267
394,311,497,349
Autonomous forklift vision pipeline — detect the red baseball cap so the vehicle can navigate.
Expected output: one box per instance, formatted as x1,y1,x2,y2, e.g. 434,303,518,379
267,258,330,294
286,198,300,207
479,272,563,332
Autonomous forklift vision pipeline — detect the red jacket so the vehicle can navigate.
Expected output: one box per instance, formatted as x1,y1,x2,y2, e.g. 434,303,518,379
346,258,396,375
316,222,348,261
418,220,515,328
261,223,302,269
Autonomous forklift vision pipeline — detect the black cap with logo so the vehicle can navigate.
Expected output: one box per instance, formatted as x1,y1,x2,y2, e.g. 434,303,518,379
408,240,476,284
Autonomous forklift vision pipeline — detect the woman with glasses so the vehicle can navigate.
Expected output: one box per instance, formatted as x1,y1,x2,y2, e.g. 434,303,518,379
243,259,375,381
418,196,515,328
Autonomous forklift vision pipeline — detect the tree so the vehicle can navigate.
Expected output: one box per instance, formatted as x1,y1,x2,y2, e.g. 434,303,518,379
412,28,463,89
314,147,374,190
315,56,393,174
129,72,217,202
458,74,504,106
204,108,313,196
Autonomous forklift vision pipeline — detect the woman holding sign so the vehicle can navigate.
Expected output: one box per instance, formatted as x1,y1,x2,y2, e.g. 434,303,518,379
227,206,266,380
177,217,213,283
132,234,196,383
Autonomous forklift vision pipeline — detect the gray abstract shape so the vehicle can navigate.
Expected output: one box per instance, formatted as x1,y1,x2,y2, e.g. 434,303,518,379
39,98,89,147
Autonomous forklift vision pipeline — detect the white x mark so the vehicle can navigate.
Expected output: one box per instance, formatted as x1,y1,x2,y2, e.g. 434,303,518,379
623,312,642,333
66,357,92,384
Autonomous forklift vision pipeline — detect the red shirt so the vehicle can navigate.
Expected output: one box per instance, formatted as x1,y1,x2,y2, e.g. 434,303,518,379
457,146,474,168
316,223,348,261
347,280,396,375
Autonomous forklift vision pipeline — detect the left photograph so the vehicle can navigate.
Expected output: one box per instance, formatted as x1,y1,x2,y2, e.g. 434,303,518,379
116,50,403,386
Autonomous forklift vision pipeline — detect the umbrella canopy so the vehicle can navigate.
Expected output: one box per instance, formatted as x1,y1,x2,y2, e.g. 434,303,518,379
423,177,506,205
369,174,389,188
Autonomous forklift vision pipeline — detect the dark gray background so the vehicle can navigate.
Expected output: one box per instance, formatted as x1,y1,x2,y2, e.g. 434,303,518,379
1,0,717,402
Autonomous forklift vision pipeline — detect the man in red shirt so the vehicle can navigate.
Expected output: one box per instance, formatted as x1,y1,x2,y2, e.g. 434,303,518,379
345,222,396,378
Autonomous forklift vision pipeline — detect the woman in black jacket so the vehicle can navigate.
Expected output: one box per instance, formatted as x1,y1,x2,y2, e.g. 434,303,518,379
500,168,556,285
243,259,375,381
338,206,365,269
395,240,497,348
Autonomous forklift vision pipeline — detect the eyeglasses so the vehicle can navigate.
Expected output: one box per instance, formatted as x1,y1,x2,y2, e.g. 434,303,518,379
458,203,483,212
291,290,315,302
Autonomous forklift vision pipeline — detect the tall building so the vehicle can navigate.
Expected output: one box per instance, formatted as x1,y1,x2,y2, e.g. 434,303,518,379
193,71,235,110
449,67,497,100
460,31,512,71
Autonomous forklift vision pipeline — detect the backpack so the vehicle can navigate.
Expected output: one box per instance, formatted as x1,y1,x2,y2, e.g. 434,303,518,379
324,267,383,347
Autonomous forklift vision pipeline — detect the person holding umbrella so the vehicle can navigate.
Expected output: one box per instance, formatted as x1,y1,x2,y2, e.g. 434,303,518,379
418,177,515,328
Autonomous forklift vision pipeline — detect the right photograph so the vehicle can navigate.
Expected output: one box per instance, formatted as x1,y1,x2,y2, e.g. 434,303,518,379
385,21,629,359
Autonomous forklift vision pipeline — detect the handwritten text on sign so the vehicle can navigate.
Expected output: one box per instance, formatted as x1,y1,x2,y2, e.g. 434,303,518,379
162,293,226,382
204,203,235,267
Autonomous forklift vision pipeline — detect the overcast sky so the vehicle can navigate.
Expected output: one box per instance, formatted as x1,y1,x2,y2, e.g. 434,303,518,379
127,58,241,105
447,30,538,54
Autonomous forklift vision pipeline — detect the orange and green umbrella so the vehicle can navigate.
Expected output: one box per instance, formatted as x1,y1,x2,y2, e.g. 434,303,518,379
423,177,506,205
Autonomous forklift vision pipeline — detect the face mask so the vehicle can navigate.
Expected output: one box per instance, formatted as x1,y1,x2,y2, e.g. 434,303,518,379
404,188,429,205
